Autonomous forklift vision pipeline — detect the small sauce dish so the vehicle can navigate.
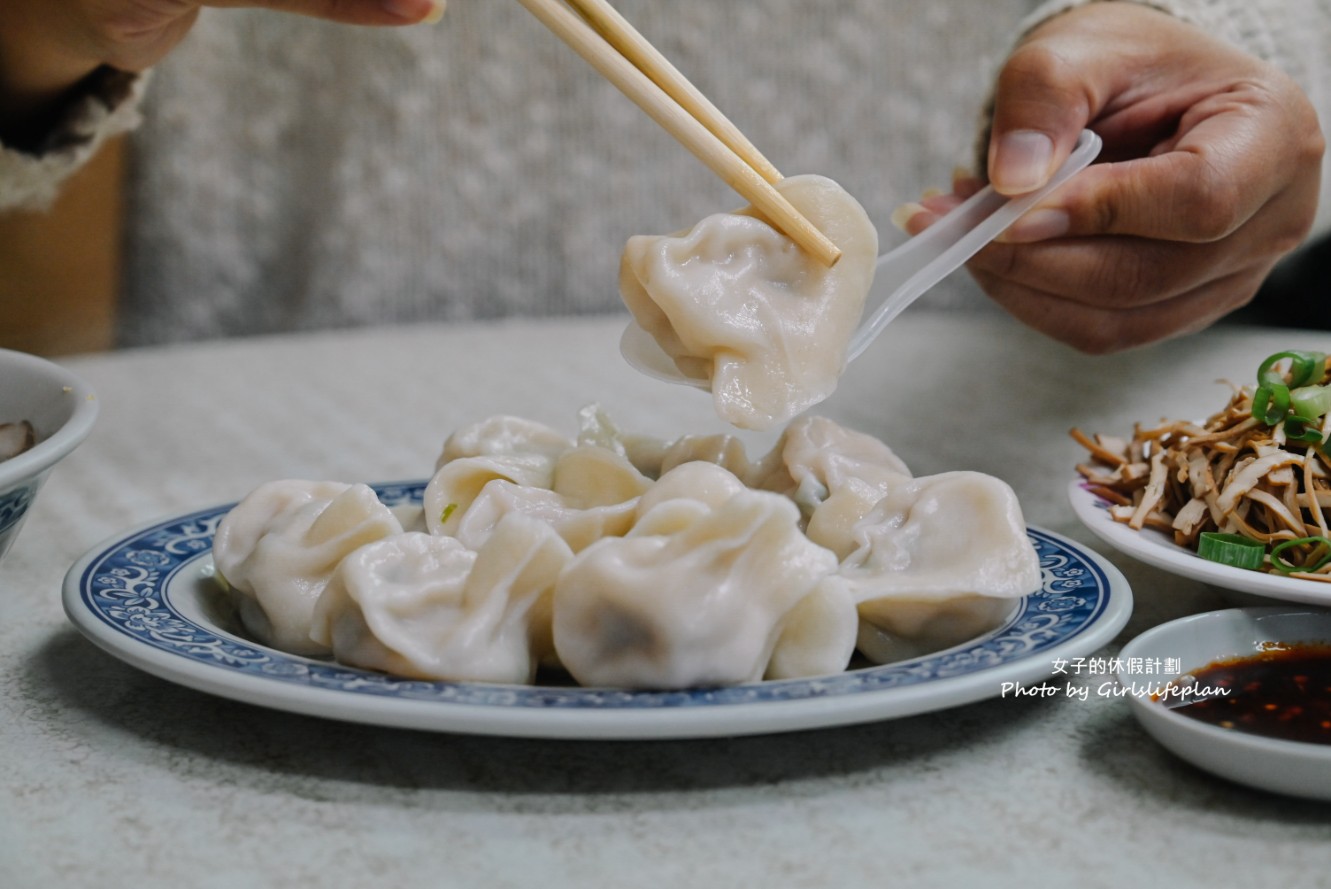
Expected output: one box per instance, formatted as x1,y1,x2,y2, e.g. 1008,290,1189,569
0,349,99,561
1116,606,1331,800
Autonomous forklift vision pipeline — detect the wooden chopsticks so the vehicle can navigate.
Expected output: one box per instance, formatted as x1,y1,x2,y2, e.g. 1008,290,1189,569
517,0,842,268
563,0,783,186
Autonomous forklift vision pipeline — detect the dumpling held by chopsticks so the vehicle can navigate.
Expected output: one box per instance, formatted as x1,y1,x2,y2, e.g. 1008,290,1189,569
619,174,878,431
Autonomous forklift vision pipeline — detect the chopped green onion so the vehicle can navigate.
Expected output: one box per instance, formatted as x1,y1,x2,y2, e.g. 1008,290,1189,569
1291,384,1331,422
1197,532,1267,570
440,502,458,523
1257,350,1326,388
1251,352,1331,435
1270,536,1331,575
1253,383,1291,425
1283,418,1326,444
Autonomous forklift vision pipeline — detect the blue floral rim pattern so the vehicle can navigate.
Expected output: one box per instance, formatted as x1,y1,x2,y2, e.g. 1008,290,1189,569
0,480,39,536
74,482,1116,710
0,479,41,560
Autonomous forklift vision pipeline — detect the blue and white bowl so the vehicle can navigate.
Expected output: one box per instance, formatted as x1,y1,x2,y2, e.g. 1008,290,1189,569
0,349,98,561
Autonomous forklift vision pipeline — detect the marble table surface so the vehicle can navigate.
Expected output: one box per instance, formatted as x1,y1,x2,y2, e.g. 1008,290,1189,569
4,311,1329,887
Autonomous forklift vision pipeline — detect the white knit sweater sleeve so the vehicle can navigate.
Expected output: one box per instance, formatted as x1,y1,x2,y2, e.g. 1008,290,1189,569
1021,0,1283,60
0,68,148,212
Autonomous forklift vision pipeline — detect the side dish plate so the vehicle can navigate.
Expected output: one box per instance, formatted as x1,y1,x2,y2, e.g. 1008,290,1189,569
64,481,1132,740
1069,479,1331,607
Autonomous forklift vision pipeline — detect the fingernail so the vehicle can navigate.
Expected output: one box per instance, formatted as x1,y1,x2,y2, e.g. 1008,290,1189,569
890,202,927,232
992,130,1054,193
921,187,944,200
382,0,445,23
999,208,1070,243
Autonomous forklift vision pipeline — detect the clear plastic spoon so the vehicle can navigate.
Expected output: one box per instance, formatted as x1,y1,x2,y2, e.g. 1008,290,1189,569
620,128,1103,387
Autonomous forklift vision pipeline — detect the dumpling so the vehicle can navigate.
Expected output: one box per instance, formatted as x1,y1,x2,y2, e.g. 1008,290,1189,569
620,174,878,430
551,463,846,688
309,532,478,675
423,453,558,538
425,408,658,537
435,415,572,470
805,477,898,561
657,433,761,482
756,415,910,521
443,445,650,552
765,575,858,680
753,415,911,500
573,403,672,478
450,481,638,554
310,516,573,683
634,459,748,513
551,444,653,508
212,480,404,655
837,471,1042,663
424,415,575,537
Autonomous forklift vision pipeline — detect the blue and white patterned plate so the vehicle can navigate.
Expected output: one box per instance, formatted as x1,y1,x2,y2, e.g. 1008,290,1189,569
64,482,1132,739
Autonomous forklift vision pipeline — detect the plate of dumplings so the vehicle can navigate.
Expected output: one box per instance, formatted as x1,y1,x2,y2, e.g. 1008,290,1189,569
64,411,1131,739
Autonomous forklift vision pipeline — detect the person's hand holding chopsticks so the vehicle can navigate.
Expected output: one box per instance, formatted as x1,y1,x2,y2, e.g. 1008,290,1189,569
0,0,446,149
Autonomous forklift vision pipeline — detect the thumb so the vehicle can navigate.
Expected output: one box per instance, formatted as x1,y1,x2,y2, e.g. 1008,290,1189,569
986,41,1099,195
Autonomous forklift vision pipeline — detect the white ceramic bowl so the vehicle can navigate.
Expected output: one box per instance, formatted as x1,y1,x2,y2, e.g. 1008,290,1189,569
1117,607,1331,800
0,349,99,560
